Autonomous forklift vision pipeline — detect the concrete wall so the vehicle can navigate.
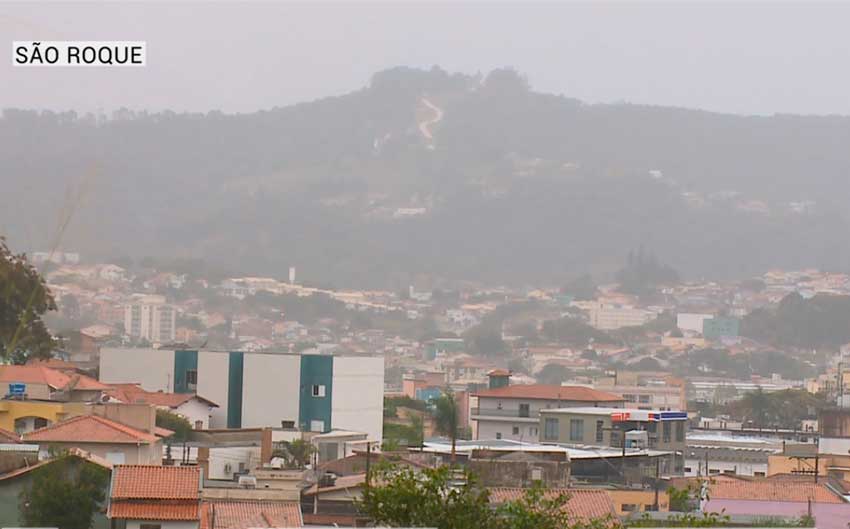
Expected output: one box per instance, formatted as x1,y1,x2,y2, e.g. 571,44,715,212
241,353,300,428
175,399,214,430
38,440,162,465
100,347,174,392
476,420,538,441
197,351,229,428
331,356,384,441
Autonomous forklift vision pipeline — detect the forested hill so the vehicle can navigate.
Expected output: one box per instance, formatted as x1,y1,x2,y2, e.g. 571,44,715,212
3,66,850,288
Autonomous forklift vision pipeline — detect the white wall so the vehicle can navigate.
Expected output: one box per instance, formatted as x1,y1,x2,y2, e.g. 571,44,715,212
175,399,214,430
197,351,229,429
332,356,384,442
684,459,767,477
99,347,174,392
677,313,713,333
241,353,300,428
476,420,539,442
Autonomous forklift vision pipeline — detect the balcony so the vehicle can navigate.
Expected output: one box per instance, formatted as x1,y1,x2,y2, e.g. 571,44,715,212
470,407,538,421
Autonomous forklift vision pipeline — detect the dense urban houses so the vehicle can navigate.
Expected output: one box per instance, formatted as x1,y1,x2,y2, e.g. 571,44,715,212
99,348,384,440
471,371,625,441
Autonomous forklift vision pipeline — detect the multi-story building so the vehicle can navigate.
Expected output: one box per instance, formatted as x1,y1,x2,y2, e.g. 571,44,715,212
603,384,687,411
684,433,780,477
470,372,624,441
538,407,687,475
586,304,654,330
123,295,176,343
99,348,384,441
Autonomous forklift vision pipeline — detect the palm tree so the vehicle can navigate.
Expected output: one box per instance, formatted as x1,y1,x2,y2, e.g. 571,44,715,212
434,390,459,461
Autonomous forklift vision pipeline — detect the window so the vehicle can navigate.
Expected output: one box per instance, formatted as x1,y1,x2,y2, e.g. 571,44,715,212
675,421,684,442
684,467,692,474
595,420,604,443
34,417,48,430
497,401,503,410
186,369,198,387
709,468,720,475
662,421,671,443
512,426,519,435
621,504,638,513
519,403,530,417
544,418,559,441
623,394,637,403
754,471,765,477
638,395,651,403
310,420,325,432
312,384,326,397
496,432,502,440
569,419,584,442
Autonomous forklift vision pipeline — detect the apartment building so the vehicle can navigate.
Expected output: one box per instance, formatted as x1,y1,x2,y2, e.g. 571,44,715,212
124,295,176,343
471,372,624,441
586,304,654,330
606,384,686,411
99,348,384,441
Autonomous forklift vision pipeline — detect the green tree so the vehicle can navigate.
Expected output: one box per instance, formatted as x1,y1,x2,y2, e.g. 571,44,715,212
357,465,612,529
19,455,109,529
156,409,192,442
272,439,316,468
1,237,57,362
434,391,459,461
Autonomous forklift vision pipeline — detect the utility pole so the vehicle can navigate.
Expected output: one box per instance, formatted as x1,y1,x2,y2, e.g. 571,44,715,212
653,456,660,511
365,441,372,489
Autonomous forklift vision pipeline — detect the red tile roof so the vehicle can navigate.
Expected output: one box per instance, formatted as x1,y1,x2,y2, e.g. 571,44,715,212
108,500,200,521
24,415,158,444
473,384,625,402
200,500,303,529
111,465,201,500
489,488,617,522
0,364,109,391
488,369,511,376
0,428,21,443
106,383,218,408
709,478,843,504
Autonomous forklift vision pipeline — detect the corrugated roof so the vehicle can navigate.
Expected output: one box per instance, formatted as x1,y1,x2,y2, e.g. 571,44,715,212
24,415,158,444
473,384,624,402
111,465,201,500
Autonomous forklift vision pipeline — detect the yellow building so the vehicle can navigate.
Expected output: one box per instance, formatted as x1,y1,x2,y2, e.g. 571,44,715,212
607,488,669,515
0,400,89,433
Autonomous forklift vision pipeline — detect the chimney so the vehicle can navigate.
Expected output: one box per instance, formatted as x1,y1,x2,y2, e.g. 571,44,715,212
197,446,210,480
260,427,273,464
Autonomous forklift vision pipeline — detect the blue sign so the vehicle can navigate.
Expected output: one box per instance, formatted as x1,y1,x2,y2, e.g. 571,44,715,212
8,383,26,397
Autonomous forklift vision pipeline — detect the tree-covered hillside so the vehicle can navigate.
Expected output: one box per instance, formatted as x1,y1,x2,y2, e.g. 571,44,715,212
3,66,850,288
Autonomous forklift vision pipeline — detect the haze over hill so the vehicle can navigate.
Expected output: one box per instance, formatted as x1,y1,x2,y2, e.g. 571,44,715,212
3,66,850,288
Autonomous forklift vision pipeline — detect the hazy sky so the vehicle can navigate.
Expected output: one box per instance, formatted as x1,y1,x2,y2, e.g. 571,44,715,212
4,1,850,116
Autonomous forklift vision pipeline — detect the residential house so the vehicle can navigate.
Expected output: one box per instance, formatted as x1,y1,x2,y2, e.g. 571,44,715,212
0,364,110,403
108,465,202,529
703,475,850,529
200,500,303,529
0,448,112,529
488,488,618,526
24,414,163,465
105,383,218,429
471,373,624,441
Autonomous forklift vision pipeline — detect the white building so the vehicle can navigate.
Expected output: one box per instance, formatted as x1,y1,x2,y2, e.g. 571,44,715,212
470,373,625,441
124,295,176,343
684,433,780,477
587,304,654,330
676,313,713,334
99,348,384,442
